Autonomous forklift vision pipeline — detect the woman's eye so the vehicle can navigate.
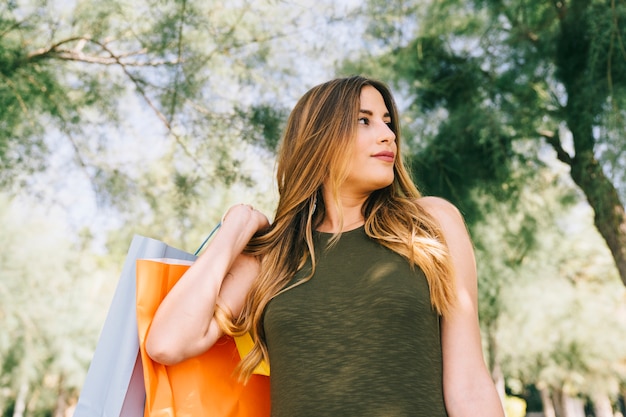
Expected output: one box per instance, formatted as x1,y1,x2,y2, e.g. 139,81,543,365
358,117,369,125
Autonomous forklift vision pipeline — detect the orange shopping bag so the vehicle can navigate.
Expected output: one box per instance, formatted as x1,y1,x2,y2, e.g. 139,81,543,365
136,258,270,417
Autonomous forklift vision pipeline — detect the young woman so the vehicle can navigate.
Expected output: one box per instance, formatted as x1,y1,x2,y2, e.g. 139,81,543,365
146,76,505,416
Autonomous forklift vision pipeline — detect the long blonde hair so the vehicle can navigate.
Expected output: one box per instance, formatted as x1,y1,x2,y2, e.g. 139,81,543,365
217,76,455,380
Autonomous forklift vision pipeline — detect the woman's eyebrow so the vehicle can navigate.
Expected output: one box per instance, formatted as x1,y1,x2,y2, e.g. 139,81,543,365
359,109,391,118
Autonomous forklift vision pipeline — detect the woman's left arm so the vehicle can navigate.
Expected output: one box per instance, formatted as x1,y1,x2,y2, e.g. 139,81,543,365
418,196,505,417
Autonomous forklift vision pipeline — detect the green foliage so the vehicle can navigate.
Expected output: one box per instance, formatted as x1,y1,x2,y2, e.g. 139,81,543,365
394,36,488,111
237,104,288,152
386,35,524,222
500,270,626,398
0,194,116,414
471,166,578,322
1,0,125,185
0,0,284,197
471,167,626,400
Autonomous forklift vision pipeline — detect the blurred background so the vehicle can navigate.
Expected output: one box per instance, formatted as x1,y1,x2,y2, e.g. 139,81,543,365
1,0,625,416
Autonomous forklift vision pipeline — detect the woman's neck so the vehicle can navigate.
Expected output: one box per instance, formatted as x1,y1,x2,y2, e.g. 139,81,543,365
317,189,367,233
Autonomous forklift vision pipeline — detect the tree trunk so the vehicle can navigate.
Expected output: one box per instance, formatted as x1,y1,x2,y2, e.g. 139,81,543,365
12,381,28,417
592,393,614,417
552,0,626,287
540,387,557,417
552,388,565,417
545,133,626,286
568,149,626,287
54,374,68,417
550,388,586,417
561,393,585,417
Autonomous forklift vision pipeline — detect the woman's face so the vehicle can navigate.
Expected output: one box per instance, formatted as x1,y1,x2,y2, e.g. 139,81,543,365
341,85,397,196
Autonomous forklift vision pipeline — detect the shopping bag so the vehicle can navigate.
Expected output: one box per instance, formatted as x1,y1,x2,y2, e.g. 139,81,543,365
136,258,271,417
75,235,197,417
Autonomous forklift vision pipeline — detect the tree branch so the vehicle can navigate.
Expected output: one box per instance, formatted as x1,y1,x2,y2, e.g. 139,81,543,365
25,34,205,174
538,129,573,165
27,36,178,67
93,42,207,174
552,0,568,20
27,36,94,58
53,50,177,66
167,0,188,121
612,0,626,60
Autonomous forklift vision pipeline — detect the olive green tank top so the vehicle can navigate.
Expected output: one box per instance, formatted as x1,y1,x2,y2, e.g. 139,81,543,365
263,226,448,417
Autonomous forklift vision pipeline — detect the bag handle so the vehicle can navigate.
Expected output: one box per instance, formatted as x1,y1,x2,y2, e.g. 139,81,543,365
195,204,257,255
194,222,222,256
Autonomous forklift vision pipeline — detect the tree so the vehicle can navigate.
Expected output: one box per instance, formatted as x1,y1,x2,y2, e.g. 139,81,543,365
1,0,365,245
471,171,626,415
347,0,626,286
0,194,115,416
469,166,579,399
0,0,326,208
496,210,626,417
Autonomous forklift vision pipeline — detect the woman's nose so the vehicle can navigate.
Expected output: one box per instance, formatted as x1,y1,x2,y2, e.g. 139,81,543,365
378,123,396,144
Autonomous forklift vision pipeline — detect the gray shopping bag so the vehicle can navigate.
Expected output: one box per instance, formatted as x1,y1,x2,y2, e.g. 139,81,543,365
74,235,196,417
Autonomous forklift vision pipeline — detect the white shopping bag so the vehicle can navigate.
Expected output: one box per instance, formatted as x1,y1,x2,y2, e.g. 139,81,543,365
74,235,196,417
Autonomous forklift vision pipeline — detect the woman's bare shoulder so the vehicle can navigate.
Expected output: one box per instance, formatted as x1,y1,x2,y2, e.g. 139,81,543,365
415,196,465,226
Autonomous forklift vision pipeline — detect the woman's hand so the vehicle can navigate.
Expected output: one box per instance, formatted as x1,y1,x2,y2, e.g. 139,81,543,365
221,203,270,237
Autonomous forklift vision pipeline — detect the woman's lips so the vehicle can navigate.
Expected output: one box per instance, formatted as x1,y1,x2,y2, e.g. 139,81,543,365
372,151,395,162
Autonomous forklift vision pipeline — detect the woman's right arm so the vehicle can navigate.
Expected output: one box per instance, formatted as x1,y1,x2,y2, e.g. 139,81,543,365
145,204,269,365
